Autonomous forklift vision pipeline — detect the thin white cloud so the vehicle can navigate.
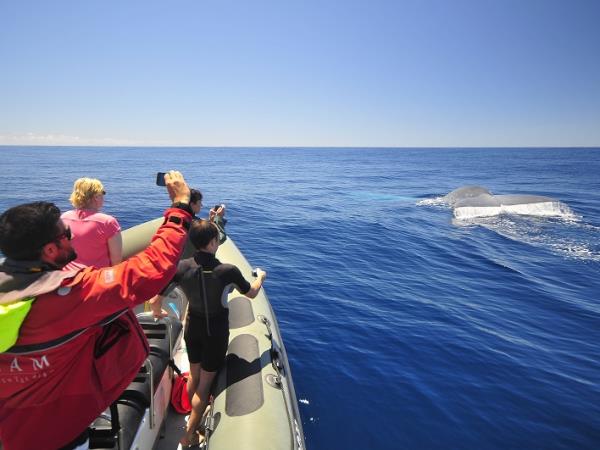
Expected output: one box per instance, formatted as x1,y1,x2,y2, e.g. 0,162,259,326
0,132,159,147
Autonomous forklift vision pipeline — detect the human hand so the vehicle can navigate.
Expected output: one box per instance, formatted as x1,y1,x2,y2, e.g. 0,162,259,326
255,268,267,280
164,171,190,204
148,295,169,320
209,204,226,221
152,308,169,320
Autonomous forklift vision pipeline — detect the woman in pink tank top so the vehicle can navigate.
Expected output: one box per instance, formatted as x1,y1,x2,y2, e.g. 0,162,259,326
61,178,122,270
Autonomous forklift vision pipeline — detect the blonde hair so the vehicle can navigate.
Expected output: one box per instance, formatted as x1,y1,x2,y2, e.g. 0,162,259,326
69,178,104,209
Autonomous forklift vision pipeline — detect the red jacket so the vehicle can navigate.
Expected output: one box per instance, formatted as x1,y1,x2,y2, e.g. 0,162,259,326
0,208,190,450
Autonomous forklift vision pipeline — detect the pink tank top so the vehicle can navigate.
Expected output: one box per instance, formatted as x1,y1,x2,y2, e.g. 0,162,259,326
61,209,121,269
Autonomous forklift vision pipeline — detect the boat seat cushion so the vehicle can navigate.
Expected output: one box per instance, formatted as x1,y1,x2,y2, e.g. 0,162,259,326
228,296,254,329
225,334,264,416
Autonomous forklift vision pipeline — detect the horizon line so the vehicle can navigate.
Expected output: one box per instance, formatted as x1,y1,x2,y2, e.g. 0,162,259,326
1,144,599,149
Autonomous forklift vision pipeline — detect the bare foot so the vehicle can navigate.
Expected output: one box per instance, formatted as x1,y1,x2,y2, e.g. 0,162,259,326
179,431,204,448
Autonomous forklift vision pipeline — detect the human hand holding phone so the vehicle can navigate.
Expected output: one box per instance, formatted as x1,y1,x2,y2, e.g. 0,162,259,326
209,204,226,221
156,172,167,186
156,171,190,204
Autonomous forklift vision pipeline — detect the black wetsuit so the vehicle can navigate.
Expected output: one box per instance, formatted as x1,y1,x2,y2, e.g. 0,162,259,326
166,251,250,371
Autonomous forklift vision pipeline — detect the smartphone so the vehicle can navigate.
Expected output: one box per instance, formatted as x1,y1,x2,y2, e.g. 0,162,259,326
156,172,167,186
214,204,224,211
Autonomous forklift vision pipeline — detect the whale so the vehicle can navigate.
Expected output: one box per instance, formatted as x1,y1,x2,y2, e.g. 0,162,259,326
441,186,569,219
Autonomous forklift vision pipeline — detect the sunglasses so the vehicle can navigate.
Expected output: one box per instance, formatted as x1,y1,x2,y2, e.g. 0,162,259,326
39,225,72,250
55,226,72,242
42,226,71,246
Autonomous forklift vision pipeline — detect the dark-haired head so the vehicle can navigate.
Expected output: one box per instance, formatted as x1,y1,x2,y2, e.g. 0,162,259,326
190,189,203,204
0,202,63,260
190,189,203,216
189,219,219,250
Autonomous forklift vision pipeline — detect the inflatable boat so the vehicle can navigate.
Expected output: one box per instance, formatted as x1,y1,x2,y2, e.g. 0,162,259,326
87,218,305,450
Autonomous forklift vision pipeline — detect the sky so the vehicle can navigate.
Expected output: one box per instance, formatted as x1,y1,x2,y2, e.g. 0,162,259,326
0,0,599,147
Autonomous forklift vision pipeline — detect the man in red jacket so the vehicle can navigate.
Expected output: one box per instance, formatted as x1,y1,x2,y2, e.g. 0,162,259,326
0,171,193,450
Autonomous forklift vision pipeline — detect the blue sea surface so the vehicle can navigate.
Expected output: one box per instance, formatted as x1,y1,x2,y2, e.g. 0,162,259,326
1,147,599,449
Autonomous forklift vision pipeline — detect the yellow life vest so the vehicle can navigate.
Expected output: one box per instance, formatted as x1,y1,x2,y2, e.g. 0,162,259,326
0,297,35,352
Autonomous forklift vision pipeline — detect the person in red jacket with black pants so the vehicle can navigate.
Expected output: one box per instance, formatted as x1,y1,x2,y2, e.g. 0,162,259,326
0,171,192,450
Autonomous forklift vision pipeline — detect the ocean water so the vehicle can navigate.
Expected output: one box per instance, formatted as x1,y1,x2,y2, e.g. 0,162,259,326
1,146,599,449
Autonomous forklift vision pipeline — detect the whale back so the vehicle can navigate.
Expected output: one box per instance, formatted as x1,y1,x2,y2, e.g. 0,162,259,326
442,186,491,206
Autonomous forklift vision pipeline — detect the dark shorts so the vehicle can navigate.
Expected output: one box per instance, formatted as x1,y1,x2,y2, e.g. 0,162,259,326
184,313,229,372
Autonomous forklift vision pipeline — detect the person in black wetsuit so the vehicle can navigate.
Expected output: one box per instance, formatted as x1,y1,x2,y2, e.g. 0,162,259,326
149,219,266,447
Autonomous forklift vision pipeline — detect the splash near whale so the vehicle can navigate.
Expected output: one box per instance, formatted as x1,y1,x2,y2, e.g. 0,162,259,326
417,186,600,260
440,186,573,219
